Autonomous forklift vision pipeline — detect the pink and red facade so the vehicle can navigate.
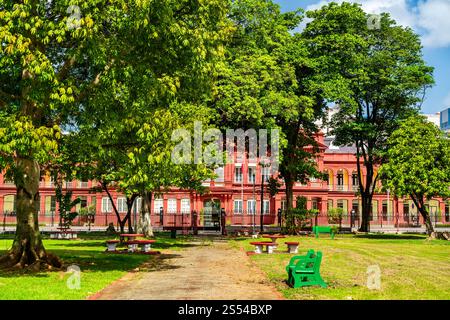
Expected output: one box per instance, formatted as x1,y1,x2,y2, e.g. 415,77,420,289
1,132,449,228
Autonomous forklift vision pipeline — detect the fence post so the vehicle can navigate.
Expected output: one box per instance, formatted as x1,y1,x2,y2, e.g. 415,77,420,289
221,208,226,235
3,212,6,231
192,210,198,235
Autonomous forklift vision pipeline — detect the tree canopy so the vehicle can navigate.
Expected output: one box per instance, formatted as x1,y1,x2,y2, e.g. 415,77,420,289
380,116,450,235
0,0,230,269
302,2,434,231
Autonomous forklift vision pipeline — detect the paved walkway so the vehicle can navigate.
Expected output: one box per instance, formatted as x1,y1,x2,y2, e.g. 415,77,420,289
90,241,283,300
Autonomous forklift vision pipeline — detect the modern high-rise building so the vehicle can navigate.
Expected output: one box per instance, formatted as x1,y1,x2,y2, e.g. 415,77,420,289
441,108,450,134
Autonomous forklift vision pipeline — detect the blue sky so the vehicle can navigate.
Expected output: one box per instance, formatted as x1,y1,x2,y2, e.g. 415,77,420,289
274,0,450,114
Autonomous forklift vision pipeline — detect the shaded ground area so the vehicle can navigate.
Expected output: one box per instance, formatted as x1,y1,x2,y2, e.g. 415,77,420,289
91,240,282,300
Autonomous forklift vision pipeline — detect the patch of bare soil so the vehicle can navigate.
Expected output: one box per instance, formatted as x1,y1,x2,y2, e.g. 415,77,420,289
90,241,282,300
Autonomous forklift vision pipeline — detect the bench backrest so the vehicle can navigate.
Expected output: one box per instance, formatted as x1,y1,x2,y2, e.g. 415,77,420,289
294,251,323,273
313,226,332,233
288,250,315,267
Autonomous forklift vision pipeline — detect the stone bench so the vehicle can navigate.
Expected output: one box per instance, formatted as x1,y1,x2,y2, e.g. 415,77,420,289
285,241,299,254
250,241,277,254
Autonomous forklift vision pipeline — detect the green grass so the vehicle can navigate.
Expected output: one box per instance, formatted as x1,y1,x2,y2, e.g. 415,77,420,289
0,232,195,300
229,234,450,300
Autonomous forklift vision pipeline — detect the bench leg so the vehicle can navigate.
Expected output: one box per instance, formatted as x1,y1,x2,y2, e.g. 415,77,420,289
142,244,151,252
287,244,298,254
267,246,274,254
128,244,138,252
107,243,117,252
254,245,262,254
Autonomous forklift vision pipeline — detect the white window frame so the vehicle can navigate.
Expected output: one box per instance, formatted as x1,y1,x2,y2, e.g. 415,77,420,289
262,167,270,182
154,198,164,214
167,198,177,214
233,199,243,214
117,197,127,213
234,166,243,183
263,200,270,215
132,197,142,213
248,167,256,184
247,200,256,215
181,198,190,214
101,197,112,213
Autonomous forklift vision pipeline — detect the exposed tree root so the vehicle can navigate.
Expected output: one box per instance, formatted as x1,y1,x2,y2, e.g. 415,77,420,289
0,251,62,272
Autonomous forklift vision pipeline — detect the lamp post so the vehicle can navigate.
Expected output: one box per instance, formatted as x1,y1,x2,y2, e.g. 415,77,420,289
259,161,270,233
387,188,390,225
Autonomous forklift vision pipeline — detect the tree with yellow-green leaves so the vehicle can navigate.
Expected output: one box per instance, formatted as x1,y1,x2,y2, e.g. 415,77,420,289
0,0,230,270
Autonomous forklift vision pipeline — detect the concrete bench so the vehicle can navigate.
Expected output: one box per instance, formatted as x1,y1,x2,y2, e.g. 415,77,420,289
124,240,156,253
250,241,277,254
106,240,120,252
50,230,78,239
285,241,299,254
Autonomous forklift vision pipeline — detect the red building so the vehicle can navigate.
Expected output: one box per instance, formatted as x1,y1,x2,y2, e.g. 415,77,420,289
1,132,449,230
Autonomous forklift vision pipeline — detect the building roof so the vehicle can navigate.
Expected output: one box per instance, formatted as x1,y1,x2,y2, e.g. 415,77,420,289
323,136,357,154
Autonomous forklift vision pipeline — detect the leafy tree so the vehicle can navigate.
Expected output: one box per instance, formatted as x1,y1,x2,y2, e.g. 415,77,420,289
283,196,315,234
213,0,323,213
74,108,215,235
0,0,229,269
54,184,80,229
327,207,344,229
302,2,434,232
379,116,450,235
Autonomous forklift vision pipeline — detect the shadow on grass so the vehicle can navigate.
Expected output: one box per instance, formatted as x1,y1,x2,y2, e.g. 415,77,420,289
49,240,202,250
353,234,426,240
0,249,183,278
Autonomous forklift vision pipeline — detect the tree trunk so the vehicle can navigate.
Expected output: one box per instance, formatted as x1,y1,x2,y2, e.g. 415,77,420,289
138,191,154,238
118,220,126,234
410,194,434,236
285,177,294,212
359,193,371,232
0,158,61,270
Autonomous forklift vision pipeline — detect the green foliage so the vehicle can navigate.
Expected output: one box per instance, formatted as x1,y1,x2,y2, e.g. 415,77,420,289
301,2,434,229
0,0,231,237
380,116,450,202
212,0,323,209
267,176,282,198
327,207,344,225
55,184,80,228
283,196,315,234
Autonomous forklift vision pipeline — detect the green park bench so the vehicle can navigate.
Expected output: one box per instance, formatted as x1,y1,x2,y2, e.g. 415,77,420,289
313,226,335,239
285,249,327,288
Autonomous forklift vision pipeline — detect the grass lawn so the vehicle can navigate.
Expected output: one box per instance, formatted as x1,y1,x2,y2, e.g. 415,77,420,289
0,232,197,300
229,233,450,300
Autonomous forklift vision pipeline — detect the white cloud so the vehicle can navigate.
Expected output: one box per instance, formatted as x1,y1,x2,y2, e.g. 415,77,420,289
300,0,450,48
416,0,450,48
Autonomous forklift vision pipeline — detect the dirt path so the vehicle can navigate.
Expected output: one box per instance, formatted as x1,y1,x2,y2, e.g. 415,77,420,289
90,241,283,300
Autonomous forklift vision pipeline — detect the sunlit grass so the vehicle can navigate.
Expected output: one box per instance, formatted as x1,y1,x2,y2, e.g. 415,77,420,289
0,232,193,300
229,233,450,300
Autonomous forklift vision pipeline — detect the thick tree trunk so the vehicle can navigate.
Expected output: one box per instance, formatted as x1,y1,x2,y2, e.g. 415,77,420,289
285,178,294,212
118,220,126,234
138,192,154,238
419,209,434,236
411,194,434,236
0,158,61,270
359,193,371,232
